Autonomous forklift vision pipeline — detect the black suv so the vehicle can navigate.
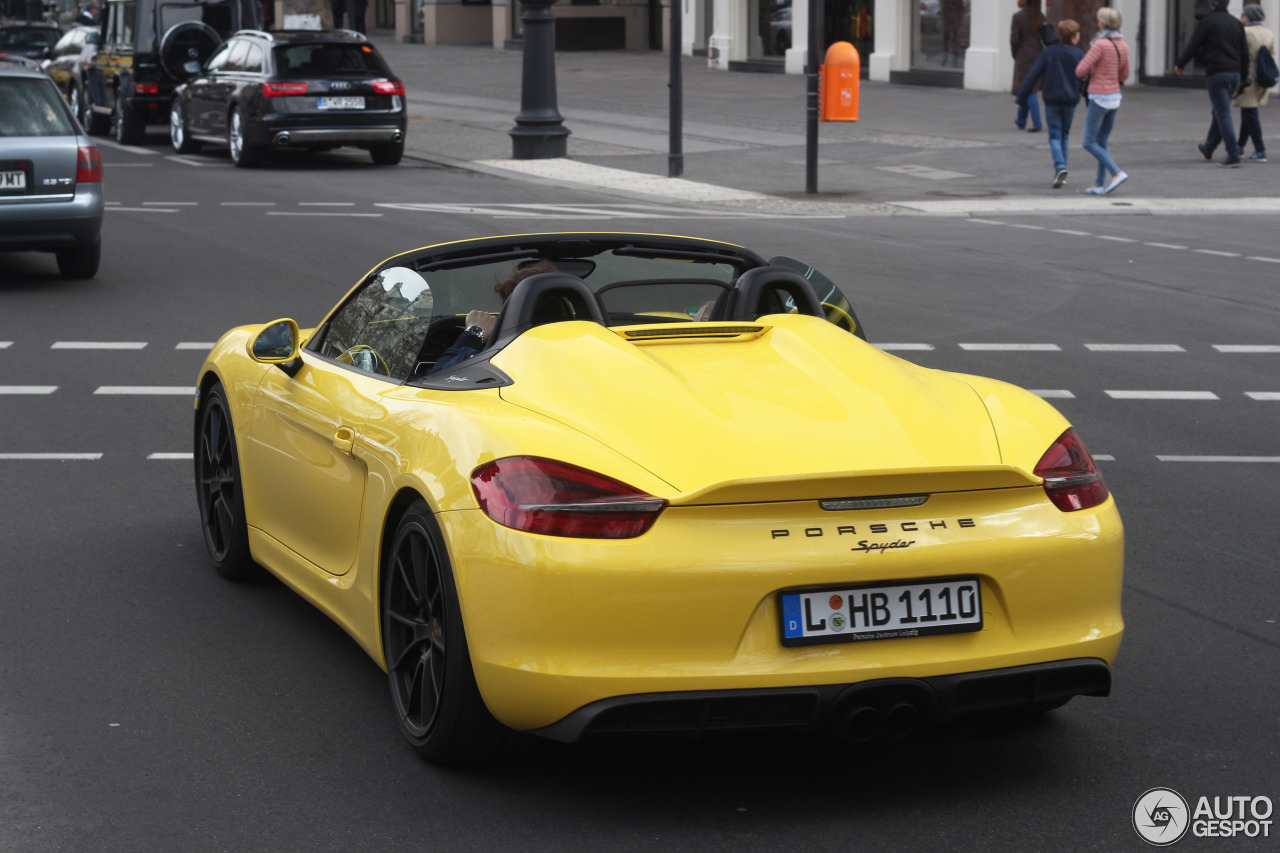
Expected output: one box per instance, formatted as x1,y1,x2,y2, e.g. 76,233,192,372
81,0,260,144
170,29,406,167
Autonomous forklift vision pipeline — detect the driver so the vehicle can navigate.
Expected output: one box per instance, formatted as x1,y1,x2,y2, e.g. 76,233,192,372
429,263,555,374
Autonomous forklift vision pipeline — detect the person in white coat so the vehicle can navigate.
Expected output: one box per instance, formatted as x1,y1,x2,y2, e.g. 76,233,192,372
1233,4,1275,162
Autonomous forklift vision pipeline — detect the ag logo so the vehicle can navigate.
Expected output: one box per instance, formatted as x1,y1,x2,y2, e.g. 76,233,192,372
1133,788,1190,846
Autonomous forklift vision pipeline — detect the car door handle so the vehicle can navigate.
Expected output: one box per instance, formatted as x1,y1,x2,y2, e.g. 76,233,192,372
332,426,355,455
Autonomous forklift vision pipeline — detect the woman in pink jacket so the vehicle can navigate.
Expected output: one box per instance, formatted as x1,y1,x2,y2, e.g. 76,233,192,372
1076,6,1132,194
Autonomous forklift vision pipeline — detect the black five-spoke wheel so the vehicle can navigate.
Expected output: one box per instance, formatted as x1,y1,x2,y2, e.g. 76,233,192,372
195,383,254,578
382,502,508,762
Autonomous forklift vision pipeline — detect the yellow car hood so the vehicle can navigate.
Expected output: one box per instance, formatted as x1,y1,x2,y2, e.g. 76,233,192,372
494,316,1012,499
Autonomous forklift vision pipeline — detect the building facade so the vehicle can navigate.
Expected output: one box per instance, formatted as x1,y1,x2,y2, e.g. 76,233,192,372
398,0,1280,92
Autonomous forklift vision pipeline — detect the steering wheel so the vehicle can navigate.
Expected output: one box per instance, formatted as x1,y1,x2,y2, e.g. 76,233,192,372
337,345,389,377
821,301,857,333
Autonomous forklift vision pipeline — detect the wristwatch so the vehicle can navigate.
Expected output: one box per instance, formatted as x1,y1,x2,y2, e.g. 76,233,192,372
464,324,486,344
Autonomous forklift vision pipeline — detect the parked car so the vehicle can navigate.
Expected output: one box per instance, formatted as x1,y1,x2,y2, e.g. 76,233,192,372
0,23,62,60
81,0,260,144
194,231,1123,763
40,25,98,107
171,29,406,167
0,54,103,278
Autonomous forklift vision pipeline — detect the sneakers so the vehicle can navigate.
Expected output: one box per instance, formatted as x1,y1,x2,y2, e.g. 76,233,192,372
1246,152,1268,163
1223,154,1241,168
1028,126,1043,133
1085,186,1105,195
1198,143,1214,161
1053,168,1068,188
1104,172,1129,194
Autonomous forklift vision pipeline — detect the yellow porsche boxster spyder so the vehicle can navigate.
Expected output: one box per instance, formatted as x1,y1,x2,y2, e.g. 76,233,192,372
194,232,1123,762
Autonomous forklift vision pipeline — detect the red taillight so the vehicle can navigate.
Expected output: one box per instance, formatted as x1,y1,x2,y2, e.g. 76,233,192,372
134,82,160,95
263,81,309,97
471,456,667,539
372,80,404,96
1034,429,1109,512
76,146,103,183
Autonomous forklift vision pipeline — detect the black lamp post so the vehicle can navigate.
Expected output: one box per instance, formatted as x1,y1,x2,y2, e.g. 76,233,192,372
510,0,571,159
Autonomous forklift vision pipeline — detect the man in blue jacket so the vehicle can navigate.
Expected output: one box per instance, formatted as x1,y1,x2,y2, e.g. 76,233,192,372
1017,19,1086,187
1174,0,1250,166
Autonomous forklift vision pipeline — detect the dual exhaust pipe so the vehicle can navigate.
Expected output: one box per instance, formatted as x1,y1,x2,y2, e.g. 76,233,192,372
830,684,935,743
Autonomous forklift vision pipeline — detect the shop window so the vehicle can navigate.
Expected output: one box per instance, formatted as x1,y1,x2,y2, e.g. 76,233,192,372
914,0,969,71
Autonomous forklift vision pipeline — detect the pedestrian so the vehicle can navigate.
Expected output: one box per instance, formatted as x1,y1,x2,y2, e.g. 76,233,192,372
1233,4,1274,163
1017,19,1085,188
1075,6,1130,195
1174,0,1249,167
1011,0,1047,132
329,0,346,30
348,0,368,34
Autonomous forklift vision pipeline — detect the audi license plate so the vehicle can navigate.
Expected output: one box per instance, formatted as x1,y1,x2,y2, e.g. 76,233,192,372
779,577,982,647
1,170,27,192
317,96,365,110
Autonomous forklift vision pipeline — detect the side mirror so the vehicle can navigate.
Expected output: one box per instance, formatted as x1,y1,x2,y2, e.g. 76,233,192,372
248,318,300,364
182,60,202,76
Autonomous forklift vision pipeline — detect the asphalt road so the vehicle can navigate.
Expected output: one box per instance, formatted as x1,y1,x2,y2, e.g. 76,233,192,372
1,139,1277,852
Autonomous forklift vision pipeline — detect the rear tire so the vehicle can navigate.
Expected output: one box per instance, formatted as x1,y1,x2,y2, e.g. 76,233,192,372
228,107,262,167
195,383,257,580
369,139,404,166
112,95,146,145
76,82,108,135
55,239,100,279
382,501,510,763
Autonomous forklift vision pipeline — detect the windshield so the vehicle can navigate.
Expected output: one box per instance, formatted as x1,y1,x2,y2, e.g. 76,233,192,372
0,28,61,49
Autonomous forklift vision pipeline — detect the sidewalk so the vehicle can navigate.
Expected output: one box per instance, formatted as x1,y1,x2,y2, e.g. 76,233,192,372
369,32,1278,215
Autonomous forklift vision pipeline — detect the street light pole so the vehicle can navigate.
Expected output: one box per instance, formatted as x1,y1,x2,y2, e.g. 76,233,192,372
510,0,570,159
669,0,683,177
805,0,821,193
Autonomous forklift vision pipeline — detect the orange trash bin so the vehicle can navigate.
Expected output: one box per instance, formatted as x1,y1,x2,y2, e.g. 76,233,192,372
820,41,860,122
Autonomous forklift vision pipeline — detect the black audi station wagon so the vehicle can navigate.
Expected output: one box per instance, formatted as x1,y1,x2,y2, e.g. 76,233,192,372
170,29,407,167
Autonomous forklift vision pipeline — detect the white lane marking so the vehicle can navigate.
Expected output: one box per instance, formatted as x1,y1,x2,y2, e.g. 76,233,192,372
105,201,120,206
106,207,180,213
0,386,57,394
966,219,1006,225
0,342,11,349
1032,390,1075,398
266,212,383,217
876,343,935,351
95,139,157,155
0,453,102,460
1105,390,1219,400
104,163,153,168
1096,236,1138,243
1247,256,1280,264
1193,249,1240,257
221,202,276,206
959,343,1061,351
176,342,215,350
1052,229,1091,236
1215,345,1280,353
1246,392,1280,400
1085,344,1186,352
1158,456,1280,463
1007,224,1046,231
1146,242,1187,250
298,202,355,206
144,201,198,206
52,341,147,350
165,156,221,167
94,386,196,395
148,452,194,460
1093,455,1116,461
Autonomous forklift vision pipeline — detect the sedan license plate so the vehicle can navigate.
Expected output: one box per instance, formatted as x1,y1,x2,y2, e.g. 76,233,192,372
780,577,982,647
317,96,365,110
1,170,27,192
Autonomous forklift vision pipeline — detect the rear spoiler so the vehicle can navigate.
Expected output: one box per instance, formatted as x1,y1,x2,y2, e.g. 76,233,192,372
669,465,1041,507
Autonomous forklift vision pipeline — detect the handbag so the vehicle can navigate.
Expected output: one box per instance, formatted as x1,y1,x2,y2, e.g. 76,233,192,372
1255,44,1279,90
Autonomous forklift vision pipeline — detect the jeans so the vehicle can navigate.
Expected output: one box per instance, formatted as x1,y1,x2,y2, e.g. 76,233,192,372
1081,100,1121,186
1044,104,1076,172
1016,92,1042,130
1238,107,1264,156
1203,71,1242,158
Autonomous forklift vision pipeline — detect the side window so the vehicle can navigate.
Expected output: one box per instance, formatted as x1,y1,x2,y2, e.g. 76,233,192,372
120,2,135,48
313,271,436,382
243,43,264,74
205,42,234,72
222,39,251,72
54,31,77,55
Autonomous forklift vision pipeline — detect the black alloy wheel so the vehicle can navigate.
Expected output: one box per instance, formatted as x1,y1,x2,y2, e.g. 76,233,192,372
170,98,201,154
194,383,255,579
382,502,508,762
228,107,261,167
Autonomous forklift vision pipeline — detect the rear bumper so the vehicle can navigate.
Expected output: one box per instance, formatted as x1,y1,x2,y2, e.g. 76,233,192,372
531,658,1113,742
0,186,103,251
266,126,403,147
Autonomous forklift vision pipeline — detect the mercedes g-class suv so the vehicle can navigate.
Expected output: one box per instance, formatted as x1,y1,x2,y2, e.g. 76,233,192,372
82,0,260,144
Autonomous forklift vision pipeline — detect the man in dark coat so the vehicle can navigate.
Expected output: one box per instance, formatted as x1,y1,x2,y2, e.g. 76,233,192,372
1174,0,1251,166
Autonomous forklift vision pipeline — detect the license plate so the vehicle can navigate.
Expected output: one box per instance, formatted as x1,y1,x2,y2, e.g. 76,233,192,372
779,577,982,647
0,170,27,191
317,96,365,110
